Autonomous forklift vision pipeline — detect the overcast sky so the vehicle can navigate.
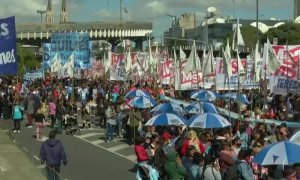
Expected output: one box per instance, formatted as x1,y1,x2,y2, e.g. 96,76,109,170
0,0,293,37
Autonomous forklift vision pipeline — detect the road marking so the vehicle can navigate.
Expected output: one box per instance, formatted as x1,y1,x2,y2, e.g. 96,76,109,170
22,146,29,152
76,132,103,139
33,155,40,161
90,139,104,145
75,136,136,163
126,155,136,162
107,144,130,152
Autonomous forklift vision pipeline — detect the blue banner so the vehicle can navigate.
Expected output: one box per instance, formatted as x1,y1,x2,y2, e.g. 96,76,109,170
23,68,44,81
43,43,52,69
0,16,17,74
50,32,91,69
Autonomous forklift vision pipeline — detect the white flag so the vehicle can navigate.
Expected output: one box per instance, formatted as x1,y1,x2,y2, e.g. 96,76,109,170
266,38,281,73
183,41,201,74
222,48,232,78
236,49,245,75
202,46,214,76
254,41,261,82
179,46,186,59
125,49,132,74
232,19,245,50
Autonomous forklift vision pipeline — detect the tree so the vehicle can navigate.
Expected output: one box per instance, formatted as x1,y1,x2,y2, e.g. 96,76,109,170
261,23,300,45
226,25,263,51
17,46,41,76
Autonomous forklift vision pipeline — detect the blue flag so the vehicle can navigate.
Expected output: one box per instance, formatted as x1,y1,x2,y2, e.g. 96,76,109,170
0,16,18,75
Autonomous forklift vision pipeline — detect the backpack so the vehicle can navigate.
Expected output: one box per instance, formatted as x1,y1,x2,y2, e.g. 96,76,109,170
224,162,239,180
136,164,159,180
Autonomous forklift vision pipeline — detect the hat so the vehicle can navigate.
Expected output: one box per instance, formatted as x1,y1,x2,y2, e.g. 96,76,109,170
161,132,171,141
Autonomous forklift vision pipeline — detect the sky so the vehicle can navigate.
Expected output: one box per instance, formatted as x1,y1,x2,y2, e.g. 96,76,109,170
0,0,294,38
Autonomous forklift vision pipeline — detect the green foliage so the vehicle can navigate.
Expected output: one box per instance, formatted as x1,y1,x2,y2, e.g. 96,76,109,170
260,23,300,45
226,25,262,50
17,46,41,76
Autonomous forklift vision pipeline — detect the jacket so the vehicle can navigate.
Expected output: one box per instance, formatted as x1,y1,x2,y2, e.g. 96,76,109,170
129,110,142,127
135,145,149,163
236,160,254,180
26,100,35,114
164,151,186,180
40,139,67,167
181,140,206,156
12,105,24,120
48,102,56,115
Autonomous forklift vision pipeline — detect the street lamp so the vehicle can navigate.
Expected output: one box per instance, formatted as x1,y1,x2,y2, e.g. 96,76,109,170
37,10,46,23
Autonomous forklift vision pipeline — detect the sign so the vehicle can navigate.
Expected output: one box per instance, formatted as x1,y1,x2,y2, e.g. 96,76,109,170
23,69,44,81
110,53,126,81
0,16,17,75
215,57,257,90
50,33,92,69
269,45,300,95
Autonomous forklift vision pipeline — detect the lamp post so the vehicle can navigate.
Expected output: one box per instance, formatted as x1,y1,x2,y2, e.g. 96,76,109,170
37,10,46,23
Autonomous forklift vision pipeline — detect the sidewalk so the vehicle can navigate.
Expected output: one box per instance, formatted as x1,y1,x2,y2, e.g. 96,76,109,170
0,129,46,180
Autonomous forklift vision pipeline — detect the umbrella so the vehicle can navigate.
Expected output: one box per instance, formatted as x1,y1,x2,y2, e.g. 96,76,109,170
185,102,218,114
125,89,151,98
221,92,250,105
150,103,185,114
129,96,156,109
190,90,220,102
253,141,300,165
187,113,231,128
145,113,187,126
290,130,300,144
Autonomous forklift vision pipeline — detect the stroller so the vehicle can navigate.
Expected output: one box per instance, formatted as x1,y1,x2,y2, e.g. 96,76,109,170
63,113,81,135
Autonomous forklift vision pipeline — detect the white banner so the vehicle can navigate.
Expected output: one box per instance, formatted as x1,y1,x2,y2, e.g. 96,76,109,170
269,45,300,95
110,53,126,81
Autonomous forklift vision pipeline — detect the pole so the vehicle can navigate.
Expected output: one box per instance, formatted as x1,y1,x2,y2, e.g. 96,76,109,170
120,0,122,23
256,0,259,42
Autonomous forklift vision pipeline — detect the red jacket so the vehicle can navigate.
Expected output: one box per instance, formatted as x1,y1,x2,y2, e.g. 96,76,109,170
181,139,206,156
134,145,149,162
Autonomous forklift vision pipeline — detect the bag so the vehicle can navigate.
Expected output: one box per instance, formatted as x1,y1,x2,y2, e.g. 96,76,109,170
136,164,159,180
224,163,239,180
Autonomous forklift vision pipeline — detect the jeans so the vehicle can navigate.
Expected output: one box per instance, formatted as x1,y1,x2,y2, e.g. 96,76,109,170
116,116,123,137
46,166,60,180
106,123,115,141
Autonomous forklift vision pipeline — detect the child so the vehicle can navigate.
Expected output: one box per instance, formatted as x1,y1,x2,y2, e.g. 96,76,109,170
35,107,45,140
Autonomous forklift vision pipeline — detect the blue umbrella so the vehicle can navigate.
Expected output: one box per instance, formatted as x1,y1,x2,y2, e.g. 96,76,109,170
187,113,231,129
125,89,151,98
190,90,221,102
150,103,185,115
222,92,250,105
253,141,300,165
185,102,218,114
145,113,187,126
129,96,156,109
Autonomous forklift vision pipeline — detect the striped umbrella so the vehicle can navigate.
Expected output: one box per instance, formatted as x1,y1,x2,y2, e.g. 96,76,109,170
187,113,230,129
221,92,250,105
125,89,151,98
129,96,156,109
145,113,187,126
185,102,218,114
190,90,221,102
150,103,185,115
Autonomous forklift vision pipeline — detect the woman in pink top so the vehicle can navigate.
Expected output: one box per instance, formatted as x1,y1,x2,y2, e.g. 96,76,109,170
48,99,56,128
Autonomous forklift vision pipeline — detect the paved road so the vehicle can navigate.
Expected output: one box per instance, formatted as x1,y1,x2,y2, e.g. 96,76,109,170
1,120,136,180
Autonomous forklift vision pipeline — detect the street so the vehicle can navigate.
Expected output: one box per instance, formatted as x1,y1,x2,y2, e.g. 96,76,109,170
1,120,136,180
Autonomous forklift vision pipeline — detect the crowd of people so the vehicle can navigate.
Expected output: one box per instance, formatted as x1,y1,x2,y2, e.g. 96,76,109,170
0,75,300,180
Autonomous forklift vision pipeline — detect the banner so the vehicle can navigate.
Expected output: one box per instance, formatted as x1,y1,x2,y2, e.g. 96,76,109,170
50,33,92,69
269,45,300,95
0,16,17,74
110,53,126,81
23,69,44,81
215,57,258,90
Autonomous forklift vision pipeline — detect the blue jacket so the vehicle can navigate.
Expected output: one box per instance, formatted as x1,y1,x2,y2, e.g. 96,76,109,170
237,160,254,180
12,105,24,120
40,139,67,167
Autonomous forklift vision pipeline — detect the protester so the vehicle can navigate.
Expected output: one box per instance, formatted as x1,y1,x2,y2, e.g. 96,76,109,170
105,103,116,142
164,150,186,180
40,130,67,180
12,100,24,133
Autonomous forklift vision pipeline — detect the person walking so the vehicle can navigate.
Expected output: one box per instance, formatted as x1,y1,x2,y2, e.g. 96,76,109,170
105,103,116,142
12,100,24,133
25,95,35,128
48,98,56,128
40,130,67,180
